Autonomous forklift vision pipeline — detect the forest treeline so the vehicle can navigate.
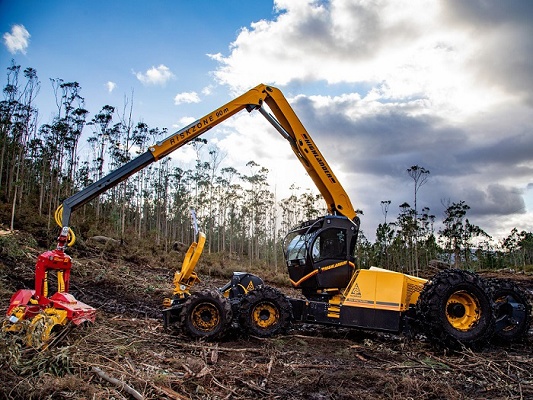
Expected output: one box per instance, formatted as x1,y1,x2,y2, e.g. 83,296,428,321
1,61,532,274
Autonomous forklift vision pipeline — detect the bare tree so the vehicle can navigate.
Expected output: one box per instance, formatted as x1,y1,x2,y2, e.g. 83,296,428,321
379,200,392,268
407,165,430,275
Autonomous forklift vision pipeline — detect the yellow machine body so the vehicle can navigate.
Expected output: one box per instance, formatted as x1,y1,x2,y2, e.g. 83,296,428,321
25,308,69,348
343,267,427,313
289,267,429,333
163,232,206,308
4,306,69,348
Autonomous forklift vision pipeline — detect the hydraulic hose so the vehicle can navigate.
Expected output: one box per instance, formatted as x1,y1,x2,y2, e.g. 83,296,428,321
54,205,76,247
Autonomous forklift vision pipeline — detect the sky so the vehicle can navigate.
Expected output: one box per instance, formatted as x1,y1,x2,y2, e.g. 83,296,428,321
1,0,532,244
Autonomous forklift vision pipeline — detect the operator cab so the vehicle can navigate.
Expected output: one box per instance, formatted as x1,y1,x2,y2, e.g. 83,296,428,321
283,215,359,293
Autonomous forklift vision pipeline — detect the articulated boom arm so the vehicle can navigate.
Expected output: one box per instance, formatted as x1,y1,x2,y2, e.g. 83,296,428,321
60,84,356,228
259,87,356,221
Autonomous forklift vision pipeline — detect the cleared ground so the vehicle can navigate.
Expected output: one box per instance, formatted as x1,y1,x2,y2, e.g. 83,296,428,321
1,233,532,399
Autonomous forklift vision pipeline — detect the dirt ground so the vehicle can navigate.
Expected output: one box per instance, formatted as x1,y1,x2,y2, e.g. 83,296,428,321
1,235,532,400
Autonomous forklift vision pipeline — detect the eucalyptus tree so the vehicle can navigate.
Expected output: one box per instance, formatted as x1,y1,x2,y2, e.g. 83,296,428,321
214,166,238,253
418,206,437,267
204,146,225,253
226,181,244,255
241,160,271,262
86,105,116,221
0,62,36,198
114,91,137,237
518,230,533,267
355,230,373,270
301,189,324,221
12,67,40,203
406,165,430,275
502,228,533,270
279,184,301,233
109,118,162,241
502,228,521,268
26,79,87,228
154,158,171,246
49,79,88,196
375,221,395,269
439,200,490,269
0,62,21,196
128,122,158,238
169,166,194,243
394,202,417,273
88,105,115,181
377,200,392,268
0,63,40,229
407,165,430,216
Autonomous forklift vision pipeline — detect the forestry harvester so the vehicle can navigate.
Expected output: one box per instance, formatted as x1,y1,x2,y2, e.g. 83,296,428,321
4,84,531,349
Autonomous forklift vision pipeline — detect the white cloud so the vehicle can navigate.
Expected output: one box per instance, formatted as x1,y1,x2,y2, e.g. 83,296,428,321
106,81,116,93
206,0,533,241
174,91,201,105
215,111,309,194
201,85,214,96
172,116,196,130
135,65,175,86
210,0,509,120
3,24,30,54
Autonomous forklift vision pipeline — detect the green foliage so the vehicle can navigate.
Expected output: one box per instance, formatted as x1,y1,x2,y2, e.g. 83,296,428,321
437,201,490,269
0,330,22,366
18,347,72,377
0,231,37,261
0,329,72,378
524,264,533,273
0,233,26,259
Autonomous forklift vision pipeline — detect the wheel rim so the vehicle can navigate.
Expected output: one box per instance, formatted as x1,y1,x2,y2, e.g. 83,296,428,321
191,302,220,332
446,290,481,331
252,302,279,329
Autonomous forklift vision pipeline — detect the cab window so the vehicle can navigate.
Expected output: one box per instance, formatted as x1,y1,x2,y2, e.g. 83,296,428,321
312,228,346,262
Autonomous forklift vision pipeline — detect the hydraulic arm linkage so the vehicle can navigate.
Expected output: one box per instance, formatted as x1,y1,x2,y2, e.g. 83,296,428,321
58,84,355,231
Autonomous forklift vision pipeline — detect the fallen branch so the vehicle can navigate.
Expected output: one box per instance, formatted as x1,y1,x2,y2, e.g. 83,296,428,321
210,344,219,364
282,363,336,369
261,355,275,388
92,366,144,400
211,376,239,397
161,340,265,354
237,379,270,395
150,384,191,400
385,364,450,371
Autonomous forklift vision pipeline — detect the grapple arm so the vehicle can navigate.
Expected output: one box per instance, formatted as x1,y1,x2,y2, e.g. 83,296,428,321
172,232,206,298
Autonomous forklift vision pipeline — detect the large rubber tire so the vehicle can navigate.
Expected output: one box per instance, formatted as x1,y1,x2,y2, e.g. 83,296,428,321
484,278,531,343
180,290,233,340
416,269,494,349
239,286,292,337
